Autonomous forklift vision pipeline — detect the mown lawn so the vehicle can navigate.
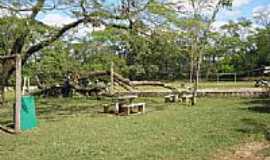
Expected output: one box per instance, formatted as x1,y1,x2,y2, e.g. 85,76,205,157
116,81,256,92
0,97,269,160
169,81,255,89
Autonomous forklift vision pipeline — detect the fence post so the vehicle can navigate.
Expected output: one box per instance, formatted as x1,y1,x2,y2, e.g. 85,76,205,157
15,55,22,133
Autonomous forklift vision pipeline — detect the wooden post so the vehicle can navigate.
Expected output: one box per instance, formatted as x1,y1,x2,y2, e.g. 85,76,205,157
0,63,4,105
27,77,30,92
23,76,26,96
15,55,22,133
110,62,114,95
0,78,4,105
234,73,237,84
22,76,30,95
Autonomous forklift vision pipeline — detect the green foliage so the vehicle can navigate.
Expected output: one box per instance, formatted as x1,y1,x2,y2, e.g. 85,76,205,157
92,27,126,42
25,42,80,84
0,16,27,55
24,41,129,84
147,1,179,24
250,27,270,66
1,0,269,82
125,30,183,80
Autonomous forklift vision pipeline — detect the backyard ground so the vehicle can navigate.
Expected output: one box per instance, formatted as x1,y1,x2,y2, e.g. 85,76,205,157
115,81,257,93
0,95,269,160
169,81,255,89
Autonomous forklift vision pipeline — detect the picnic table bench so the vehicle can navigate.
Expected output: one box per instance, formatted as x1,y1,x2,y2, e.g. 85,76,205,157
164,94,179,103
114,95,146,115
181,93,194,105
121,103,145,116
164,91,195,106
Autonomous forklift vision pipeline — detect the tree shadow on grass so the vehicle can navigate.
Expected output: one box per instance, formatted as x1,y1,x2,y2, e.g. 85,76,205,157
237,118,270,141
0,97,106,134
237,118,267,134
244,99,270,114
37,103,100,118
34,97,109,121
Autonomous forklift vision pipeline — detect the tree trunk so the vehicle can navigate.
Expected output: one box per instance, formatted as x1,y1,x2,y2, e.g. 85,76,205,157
190,54,194,83
0,64,3,105
0,84,4,105
192,49,203,105
110,62,114,95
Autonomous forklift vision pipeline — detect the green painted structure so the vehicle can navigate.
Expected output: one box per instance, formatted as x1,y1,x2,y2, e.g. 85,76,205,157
20,96,37,131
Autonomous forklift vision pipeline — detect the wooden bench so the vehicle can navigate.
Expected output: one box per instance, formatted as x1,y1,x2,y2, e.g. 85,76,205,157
114,95,138,114
181,94,194,105
102,104,111,113
120,103,145,116
164,94,179,103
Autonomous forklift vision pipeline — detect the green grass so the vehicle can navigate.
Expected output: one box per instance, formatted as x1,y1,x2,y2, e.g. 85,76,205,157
0,97,270,160
115,81,256,92
169,81,255,89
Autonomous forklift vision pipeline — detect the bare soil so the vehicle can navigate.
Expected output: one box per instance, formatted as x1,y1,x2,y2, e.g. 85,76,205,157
213,142,270,160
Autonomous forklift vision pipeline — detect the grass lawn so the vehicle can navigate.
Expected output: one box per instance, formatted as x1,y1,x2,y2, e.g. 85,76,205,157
115,81,256,92
169,81,255,89
0,97,269,160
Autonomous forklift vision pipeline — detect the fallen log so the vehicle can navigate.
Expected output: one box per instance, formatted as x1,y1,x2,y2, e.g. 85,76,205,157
33,71,177,97
114,79,134,92
113,72,131,85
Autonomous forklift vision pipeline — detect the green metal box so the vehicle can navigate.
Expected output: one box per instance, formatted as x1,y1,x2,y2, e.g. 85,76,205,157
20,96,37,131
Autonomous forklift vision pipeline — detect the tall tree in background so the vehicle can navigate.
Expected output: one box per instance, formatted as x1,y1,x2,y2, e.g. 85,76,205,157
167,0,233,103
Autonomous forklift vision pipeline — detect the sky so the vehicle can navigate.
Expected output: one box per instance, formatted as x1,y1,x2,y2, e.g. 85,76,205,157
38,0,270,29
215,0,270,27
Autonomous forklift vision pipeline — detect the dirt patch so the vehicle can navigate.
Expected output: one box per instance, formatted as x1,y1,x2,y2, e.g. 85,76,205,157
213,142,270,160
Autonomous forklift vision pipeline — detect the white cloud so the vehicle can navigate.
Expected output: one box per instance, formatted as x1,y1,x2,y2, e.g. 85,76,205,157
40,14,76,27
167,0,252,8
232,0,252,8
70,23,106,39
211,21,227,28
222,10,242,17
216,0,252,20
252,4,270,16
39,13,105,40
252,4,270,26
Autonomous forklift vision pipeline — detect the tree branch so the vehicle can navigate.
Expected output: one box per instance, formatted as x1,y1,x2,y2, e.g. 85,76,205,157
30,0,46,19
22,18,86,65
9,0,46,56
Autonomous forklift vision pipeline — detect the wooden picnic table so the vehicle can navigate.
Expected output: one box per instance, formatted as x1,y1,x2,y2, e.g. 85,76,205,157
164,94,179,103
114,95,145,115
117,95,138,102
115,95,138,113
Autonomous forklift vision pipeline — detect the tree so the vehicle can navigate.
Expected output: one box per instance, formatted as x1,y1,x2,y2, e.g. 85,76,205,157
166,0,233,103
247,27,270,69
0,0,159,103
91,0,182,80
